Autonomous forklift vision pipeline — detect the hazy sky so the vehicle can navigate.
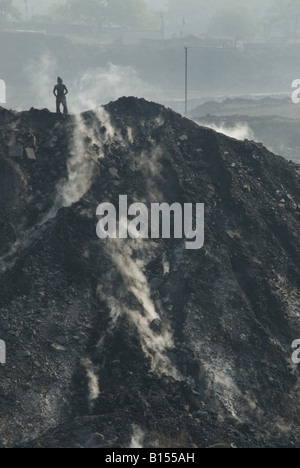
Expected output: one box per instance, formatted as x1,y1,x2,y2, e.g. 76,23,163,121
12,0,272,20
9,0,277,42
1,0,297,112
13,0,167,16
144,0,167,12
14,0,55,17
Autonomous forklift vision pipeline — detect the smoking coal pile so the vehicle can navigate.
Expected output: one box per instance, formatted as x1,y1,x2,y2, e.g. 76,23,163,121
0,97,300,448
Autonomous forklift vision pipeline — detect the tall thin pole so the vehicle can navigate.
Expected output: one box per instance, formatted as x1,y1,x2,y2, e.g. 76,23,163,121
185,47,188,117
24,0,28,21
160,12,164,42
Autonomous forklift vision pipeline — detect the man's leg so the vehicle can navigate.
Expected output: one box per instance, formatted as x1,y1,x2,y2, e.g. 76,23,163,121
62,96,68,115
56,98,61,114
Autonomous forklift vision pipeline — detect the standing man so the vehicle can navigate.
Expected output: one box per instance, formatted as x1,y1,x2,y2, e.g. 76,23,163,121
53,77,69,115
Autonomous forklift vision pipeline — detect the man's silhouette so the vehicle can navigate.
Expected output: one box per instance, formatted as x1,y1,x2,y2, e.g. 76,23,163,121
53,77,68,115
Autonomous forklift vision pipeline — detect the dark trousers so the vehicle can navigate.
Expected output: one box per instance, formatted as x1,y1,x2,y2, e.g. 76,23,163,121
56,96,68,115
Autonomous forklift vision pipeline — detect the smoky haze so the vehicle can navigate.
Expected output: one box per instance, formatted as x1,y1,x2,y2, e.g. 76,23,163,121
0,0,299,122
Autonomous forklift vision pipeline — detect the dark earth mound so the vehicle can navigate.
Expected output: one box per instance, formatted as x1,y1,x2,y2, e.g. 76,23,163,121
0,97,300,448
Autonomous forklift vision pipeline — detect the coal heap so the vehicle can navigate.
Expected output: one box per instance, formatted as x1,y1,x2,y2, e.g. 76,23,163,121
0,97,300,448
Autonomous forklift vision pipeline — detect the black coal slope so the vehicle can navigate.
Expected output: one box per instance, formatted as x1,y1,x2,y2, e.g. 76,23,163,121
0,98,300,448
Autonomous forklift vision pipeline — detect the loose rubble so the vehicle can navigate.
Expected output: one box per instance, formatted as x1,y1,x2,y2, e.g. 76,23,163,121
0,98,300,448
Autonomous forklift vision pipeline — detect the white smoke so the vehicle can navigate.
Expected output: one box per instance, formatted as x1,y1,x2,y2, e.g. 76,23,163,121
23,56,145,218
24,54,58,111
0,104,118,271
71,64,155,113
81,357,100,406
23,54,157,113
96,139,180,380
98,240,180,380
129,425,145,449
46,106,117,221
202,122,255,141
55,114,95,208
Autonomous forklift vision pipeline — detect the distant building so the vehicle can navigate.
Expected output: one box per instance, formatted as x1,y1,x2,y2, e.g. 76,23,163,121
183,34,236,49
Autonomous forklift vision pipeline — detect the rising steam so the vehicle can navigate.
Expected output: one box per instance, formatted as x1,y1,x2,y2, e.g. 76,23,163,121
81,357,100,407
129,425,145,448
96,137,180,380
202,122,255,141
24,54,156,113
98,240,180,380
48,106,116,219
71,64,155,113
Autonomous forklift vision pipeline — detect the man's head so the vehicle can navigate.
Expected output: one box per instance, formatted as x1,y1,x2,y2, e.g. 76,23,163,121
57,77,63,84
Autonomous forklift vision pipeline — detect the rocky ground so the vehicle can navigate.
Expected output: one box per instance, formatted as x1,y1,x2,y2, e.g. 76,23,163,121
0,97,300,448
